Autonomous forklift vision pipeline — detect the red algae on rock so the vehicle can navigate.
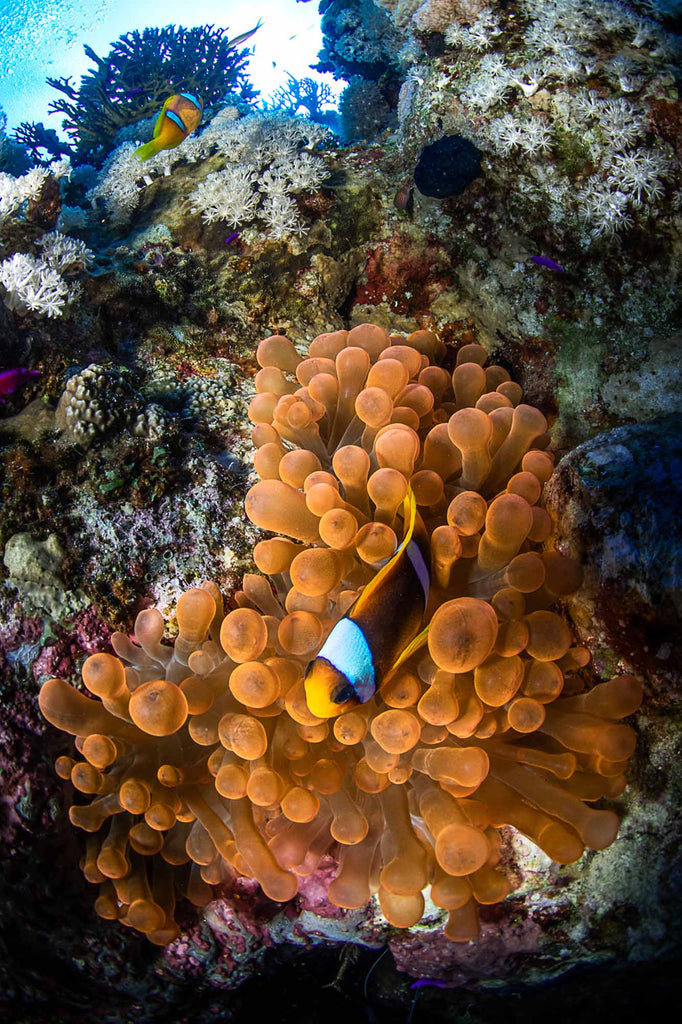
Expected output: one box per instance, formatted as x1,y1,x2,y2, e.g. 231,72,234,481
39,325,642,945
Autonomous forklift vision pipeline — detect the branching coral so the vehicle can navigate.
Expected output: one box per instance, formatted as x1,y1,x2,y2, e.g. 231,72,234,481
47,24,258,165
11,121,72,167
0,105,32,176
262,73,336,123
40,325,642,944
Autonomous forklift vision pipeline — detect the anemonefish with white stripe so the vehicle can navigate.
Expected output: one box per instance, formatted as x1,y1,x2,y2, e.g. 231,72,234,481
134,93,204,162
304,488,431,719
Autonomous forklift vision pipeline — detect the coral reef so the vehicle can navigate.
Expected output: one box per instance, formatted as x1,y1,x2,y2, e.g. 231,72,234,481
0,3,680,1015
262,73,337,127
11,121,72,167
53,361,240,448
545,415,682,697
3,531,88,620
188,117,331,240
317,0,403,82
0,253,69,318
339,78,394,142
40,324,641,945
0,166,50,224
414,134,483,196
55,364,146,446
47,24,258,165
377,0,680,242
0,230,93,318
88,110,331,235
0,106,31,176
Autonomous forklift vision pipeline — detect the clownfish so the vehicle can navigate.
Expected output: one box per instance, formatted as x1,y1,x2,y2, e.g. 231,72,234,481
304,488,431,719
134,93,203,162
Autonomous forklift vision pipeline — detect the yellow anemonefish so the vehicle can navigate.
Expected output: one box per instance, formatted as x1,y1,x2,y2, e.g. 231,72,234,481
304,488,431,719
134,93,203,162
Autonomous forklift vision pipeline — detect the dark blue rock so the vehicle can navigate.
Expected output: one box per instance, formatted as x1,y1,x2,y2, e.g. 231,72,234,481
414,135,483,198
546,415,682,697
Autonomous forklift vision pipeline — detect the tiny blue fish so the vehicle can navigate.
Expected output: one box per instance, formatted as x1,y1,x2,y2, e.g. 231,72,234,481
225,232,241,245
531,256,565,272
410,979,448,990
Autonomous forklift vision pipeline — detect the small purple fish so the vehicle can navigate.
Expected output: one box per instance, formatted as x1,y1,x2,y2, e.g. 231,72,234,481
225,232,241,245
531,256,565,272
0,367,40,398
410,979,448,990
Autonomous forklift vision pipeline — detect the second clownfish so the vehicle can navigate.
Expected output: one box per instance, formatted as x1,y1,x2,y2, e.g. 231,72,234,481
135,92,203,162
304,488,431,719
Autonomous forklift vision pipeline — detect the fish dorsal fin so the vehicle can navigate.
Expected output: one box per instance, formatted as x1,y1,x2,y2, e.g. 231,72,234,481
351,487,417,619
153,97,174,138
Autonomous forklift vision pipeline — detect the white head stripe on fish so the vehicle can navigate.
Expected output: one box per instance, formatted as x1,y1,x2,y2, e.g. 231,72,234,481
317,617,375,703
407,538,430,601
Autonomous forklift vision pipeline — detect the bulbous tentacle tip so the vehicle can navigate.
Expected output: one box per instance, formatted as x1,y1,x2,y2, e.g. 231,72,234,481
39,324,641,944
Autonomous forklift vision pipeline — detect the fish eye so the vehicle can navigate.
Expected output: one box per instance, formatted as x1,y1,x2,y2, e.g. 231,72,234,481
332,684,354,704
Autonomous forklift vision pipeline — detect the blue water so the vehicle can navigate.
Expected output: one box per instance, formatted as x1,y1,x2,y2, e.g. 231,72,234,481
0,0,332,132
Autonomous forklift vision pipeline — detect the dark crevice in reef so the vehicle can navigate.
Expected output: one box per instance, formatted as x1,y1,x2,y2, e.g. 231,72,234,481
2,940,682,1023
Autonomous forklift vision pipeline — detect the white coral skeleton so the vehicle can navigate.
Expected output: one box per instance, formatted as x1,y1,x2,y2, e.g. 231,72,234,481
0,167,48,222
0,252,69,317
37,231,94,270
88,111,330,240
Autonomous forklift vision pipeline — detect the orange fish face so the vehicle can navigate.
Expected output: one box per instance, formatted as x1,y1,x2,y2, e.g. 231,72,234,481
304,659,359,720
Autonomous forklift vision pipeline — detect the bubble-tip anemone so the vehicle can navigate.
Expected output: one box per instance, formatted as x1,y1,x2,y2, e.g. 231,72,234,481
40,324,642,944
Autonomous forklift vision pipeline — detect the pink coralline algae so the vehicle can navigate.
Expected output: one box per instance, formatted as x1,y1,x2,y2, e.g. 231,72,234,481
354,233,451,313
32,607,114,684
390,913,544,986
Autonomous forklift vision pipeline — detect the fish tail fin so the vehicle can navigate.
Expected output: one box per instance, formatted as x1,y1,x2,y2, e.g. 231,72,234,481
135,138,163,161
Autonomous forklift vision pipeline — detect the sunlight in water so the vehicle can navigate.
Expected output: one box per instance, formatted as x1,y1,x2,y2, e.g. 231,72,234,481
0,0,331,131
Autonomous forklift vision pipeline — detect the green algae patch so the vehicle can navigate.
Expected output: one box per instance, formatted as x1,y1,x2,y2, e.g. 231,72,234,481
327,182,384,256
550,317,604,446
551,126,593,180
